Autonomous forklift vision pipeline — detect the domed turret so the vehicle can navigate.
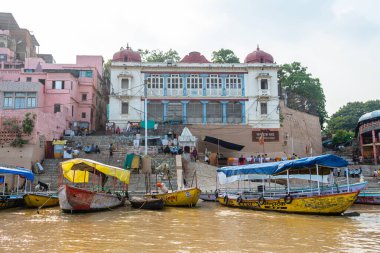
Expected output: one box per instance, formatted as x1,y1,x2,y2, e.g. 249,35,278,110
180,51,210,63
244,46,274,64
112,46,141,62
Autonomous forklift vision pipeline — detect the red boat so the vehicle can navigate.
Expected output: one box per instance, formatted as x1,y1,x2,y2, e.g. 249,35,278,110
58,159,130,213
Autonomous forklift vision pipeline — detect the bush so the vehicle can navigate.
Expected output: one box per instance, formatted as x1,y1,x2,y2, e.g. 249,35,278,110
332,130,354,146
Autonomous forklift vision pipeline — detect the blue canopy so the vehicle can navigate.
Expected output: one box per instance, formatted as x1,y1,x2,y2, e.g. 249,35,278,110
0,166,34,182
217,154,348,182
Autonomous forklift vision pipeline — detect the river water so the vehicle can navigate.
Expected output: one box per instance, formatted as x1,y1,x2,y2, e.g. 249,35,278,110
1,202,380,253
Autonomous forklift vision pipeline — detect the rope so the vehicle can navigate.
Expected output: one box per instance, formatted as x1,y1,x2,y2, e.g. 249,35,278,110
37,194,54,214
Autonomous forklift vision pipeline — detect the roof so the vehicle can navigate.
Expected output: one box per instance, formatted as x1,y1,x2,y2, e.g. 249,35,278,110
0,13,19,30
358,110,380,123
112,47,141,62
0,166,34,181
244,46,274,64
180,52,210,63
217,154,348,184
61,158,130,184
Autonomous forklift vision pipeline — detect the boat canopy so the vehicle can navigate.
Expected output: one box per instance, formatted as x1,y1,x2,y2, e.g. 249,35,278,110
0,166,34,181
61,158,130,184
217,154,348,184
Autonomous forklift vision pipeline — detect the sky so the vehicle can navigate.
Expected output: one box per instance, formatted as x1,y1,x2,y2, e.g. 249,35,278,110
3,0,380,116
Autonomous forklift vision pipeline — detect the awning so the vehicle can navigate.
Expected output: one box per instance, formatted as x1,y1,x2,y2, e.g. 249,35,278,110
203,136,244,151
61,158,130,184
217,154,348,184
0,166,34,182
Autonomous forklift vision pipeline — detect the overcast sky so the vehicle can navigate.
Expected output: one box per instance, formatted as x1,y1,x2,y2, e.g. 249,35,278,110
3,0,380,116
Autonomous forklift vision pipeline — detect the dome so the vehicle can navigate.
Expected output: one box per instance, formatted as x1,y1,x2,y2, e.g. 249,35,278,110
358,110,380,123
180,52,210,63
244,46,274,64
112,46,141,62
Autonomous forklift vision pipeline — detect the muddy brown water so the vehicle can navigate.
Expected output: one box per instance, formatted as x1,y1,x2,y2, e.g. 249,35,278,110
1,202,380,252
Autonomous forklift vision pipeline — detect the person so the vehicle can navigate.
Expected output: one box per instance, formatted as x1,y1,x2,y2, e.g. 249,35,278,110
191,147,198,162
109,143,114,158
250,155,254,164
116,126,121,135
337,167,341,177
126,121,131,134
238,155,245,165
205,154,210,164
95,145,100,154
90,144,96,153
163,145,171,155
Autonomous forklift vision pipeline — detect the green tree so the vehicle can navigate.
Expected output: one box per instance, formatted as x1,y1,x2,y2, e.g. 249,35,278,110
327,100,380,134
137,49,180,63
278,62,327,127
332,130,355,146
211,48,240,63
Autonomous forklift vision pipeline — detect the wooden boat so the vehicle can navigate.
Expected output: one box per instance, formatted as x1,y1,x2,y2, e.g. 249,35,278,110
217,154,360,215
200,191,218,202
23,192,59,208
355,191,380,204
0,166,34,209
146,187,201,207
129,196,164,210
57,158,130,213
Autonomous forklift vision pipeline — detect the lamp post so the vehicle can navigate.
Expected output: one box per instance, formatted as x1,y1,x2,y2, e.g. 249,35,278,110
144,80,148,155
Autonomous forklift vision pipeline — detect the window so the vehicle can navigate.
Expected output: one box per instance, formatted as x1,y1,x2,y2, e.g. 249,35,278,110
3,92,13,108
121,102,129,114
260,102,268,115
15,92,26,109
52,80,64,89
79,70,93,77
54,104,61,113
187,75,202,96
147,75,163,96
261,79,268,90
26,92,36,108
226,75,242,96
167,74,183,96
82,93,87,101
206,74,222,96
26,77,32,82
82,112,86,119
38,79,46,85
121,79,129,89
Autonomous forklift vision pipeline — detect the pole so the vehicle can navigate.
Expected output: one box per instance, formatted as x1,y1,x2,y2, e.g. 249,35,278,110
316,164,320,195
144,81,148,156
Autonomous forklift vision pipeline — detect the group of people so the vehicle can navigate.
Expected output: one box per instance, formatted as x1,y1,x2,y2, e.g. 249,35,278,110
83,144,101,154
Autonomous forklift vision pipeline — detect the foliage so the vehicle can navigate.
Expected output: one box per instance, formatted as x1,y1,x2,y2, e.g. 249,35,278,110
332,130,354,146
103,59,112,94
211,49,240,63
137,49,180,63
2,113,35,147
278,62,327,127
22,113,36,135
326,100,380,134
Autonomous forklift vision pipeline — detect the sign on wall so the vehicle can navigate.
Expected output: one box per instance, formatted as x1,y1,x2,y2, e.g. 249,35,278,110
252,129,279,142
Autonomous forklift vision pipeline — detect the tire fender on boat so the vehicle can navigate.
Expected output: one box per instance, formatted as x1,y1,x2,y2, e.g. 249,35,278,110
237,196,243,205
284,194,293,204
214,190,219,199
258,195,265,206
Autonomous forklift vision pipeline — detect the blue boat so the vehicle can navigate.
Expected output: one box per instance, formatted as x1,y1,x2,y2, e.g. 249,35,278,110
0,166,34,209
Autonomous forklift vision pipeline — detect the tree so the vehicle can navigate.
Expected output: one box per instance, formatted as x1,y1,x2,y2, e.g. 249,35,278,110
137,49,180,63
332,130,354,146
278,62,327,127
211,48,240,63
327,100,380,134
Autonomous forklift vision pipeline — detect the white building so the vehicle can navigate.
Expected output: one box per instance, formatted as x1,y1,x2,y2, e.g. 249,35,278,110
109,46,280,130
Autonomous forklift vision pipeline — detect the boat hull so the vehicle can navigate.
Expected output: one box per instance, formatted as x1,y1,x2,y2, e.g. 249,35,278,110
146,187,201,207
58,185,125,213
355,191,380,204
0,195,24,209
130,197,164,210
200,191,218,202
23,193,59,208
218,191,359,215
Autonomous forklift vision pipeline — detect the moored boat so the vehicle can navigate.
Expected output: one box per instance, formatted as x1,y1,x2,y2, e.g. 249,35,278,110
146,187,201,207
129,196,164,210
0,166,34,209
23,192,59,208
355,191,380,204
217,154,360,215
57,158,130,213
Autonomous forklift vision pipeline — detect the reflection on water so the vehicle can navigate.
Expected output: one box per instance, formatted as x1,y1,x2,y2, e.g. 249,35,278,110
1,202,380,252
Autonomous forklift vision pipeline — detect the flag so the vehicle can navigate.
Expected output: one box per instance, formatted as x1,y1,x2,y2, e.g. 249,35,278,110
259,132,265,145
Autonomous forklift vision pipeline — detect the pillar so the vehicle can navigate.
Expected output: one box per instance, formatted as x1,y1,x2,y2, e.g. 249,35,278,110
201,101,208,125
200,74,208,96
181,101,189,124
220,74,227,96
162,100,169,122
239,74,245,96
162,74,169,96
359,132,364,163
372,130,378,165
221,101,228,124
240,101,246,124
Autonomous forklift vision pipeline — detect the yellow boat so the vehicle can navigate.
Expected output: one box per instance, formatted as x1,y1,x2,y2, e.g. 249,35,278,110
23,193,59,208
218,191,359,215
146,187,201,207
